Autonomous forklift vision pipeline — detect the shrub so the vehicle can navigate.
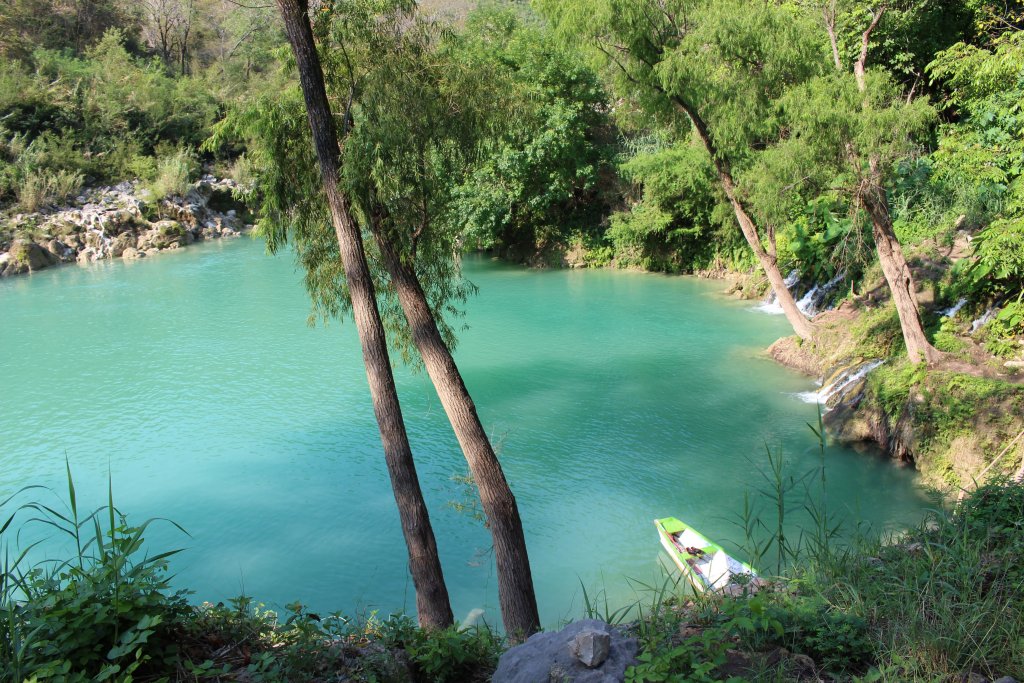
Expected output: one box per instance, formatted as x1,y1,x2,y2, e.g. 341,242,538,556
16,169,84,212
147,149,198,200
0,469,190,682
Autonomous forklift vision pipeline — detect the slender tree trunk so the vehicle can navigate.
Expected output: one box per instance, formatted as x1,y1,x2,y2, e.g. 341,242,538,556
275,0,454,629
847,5,940,365
374,232,541,640
671,99,815,340
862,189,942,364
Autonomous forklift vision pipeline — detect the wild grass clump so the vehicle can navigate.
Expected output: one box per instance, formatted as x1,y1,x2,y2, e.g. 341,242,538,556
147,149,199,202
16,169,84,212
813,477,1024,681
0,465,191,682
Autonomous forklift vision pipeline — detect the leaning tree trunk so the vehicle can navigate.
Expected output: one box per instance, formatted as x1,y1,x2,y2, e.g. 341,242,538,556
848,8,940,365
275,0,454,629
374,234,541,641
862,189,942,364
720,173,815,340
671,99,815,340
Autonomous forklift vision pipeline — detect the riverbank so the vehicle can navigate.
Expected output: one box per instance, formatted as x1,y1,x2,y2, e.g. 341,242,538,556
507,231,1024,492
4,472,1021,682
0,175,250,277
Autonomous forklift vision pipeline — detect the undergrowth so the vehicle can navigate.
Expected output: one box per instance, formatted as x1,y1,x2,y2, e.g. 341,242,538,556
617,427,1024,682
0,465,501,683
3,450,1021,682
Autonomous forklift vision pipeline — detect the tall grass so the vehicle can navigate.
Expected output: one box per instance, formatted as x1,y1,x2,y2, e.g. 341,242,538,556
147,149,198,201
0,462,189,682
16,169,84,212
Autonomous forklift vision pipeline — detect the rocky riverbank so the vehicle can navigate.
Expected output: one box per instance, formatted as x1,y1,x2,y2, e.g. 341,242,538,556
764,293,1024,490
0,175,250,278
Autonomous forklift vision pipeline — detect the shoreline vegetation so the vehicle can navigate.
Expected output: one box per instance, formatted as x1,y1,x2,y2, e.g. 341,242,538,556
2,464,1022,682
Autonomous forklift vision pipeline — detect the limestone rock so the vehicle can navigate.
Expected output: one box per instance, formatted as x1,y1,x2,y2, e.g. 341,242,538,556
492,620,637,683
138,220,184,250
109,232,137,258
121,247,143,260
6,240,57,273
46,239,75,262
2,174,249,277
571,629,611,668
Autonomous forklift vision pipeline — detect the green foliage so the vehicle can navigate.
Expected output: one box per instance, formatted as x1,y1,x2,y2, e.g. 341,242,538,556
16,169,84,213
837,0,974,93
608,141,746,272
787,198,869,284
0,11,284,214
933,316,971,356
407,626,502,683
850,303,905,359
768,598,872,672
806,481,1024,679
981,298,1024,356
0,466,190,682
929,31,1024,240
955,220,1024,303
449,6,613,257
146,148,199,201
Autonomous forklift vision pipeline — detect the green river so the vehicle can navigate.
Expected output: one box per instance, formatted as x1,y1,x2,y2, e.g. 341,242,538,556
0,237,927,626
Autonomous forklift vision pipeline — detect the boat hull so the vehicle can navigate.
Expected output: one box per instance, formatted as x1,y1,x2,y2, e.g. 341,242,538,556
653,517,758,594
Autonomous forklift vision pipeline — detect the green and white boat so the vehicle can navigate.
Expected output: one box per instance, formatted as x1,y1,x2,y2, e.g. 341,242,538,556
654,517,759,594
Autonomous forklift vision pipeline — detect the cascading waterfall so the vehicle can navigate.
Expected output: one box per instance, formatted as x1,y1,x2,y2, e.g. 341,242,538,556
754,269,800,314
794,359,885,410
754,270,845,317
941,298,968,318
971,308,996,333
796,271,846,317
86,224,113,260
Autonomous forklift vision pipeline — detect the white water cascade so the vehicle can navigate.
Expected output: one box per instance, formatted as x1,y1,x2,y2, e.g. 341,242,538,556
971,308,996,333
754,270,800,314
941,298,968,318
794,360,885,410
755,270,845,317
796,271,846,317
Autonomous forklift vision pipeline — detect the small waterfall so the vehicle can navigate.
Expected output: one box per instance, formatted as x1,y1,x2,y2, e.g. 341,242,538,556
794,360,884,410
86,226,112,260
796,271,846,317
754,270,800,315
941,298,968,318
971,308,995,333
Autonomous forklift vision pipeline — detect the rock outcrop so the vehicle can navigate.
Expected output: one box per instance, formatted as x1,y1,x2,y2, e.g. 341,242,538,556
492,619,638,683
0,175,250,277
0,239,58,276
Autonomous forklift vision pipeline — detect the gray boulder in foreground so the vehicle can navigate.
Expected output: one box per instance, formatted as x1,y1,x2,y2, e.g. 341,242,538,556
492,619,637,683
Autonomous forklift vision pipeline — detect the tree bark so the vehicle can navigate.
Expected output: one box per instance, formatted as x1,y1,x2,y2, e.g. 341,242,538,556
374,231,541,641
275,0,454,629
849,4,941,365
671,99,815,340
862,189,942,364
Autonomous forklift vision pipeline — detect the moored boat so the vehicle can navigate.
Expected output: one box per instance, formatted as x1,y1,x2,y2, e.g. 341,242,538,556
654,517,759,594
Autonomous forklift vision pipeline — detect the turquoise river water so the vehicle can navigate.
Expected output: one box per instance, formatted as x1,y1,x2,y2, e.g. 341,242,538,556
0,237,928,627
